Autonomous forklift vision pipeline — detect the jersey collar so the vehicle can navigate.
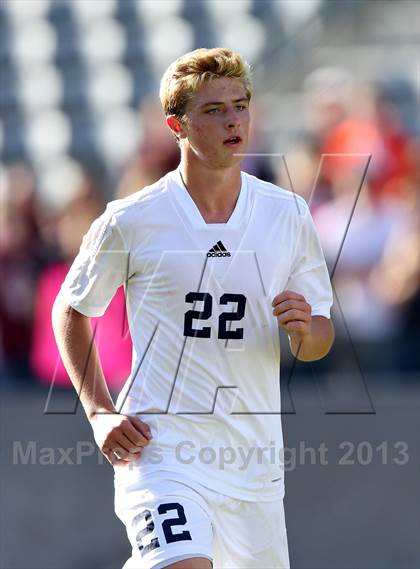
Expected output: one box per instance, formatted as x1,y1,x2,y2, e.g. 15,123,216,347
168,167,249,230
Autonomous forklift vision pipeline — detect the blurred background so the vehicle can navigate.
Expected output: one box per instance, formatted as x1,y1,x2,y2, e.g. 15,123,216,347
0,1,419,568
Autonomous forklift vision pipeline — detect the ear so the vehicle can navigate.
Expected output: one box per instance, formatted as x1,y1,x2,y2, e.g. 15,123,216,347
166,115,185,139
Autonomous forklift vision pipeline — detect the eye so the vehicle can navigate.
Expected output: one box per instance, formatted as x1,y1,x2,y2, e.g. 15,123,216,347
206,108,220,114
236,104,247,111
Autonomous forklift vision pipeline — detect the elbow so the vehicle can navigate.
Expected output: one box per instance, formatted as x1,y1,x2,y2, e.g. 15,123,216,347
296,349,330,363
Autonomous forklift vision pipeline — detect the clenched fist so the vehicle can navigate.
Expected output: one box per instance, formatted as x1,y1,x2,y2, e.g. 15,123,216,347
272,290,312,339
90,412,153,467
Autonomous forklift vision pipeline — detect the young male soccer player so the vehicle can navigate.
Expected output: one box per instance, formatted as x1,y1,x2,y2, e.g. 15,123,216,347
53,47,334,569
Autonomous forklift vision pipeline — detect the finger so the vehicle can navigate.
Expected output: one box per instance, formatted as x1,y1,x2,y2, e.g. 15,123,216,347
108,444,129,461
272,290,306,307
123,421,150,447
279,319,308,333
106,434,139,460
103,448,129,467
116,449,143,464
128,416,153,441
109,443,142,464
110,451,126,465
283,320,309,333
122,421,150,450
277,309,311,325
272,300,311,316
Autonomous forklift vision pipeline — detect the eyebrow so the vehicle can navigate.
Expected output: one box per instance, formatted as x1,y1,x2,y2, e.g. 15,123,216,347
200,98,249,108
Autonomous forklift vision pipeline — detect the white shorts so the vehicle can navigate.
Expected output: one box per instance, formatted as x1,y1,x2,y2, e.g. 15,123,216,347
114,475,290,569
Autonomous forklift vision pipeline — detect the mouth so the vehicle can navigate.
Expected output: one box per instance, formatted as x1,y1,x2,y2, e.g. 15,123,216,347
223,135,242,146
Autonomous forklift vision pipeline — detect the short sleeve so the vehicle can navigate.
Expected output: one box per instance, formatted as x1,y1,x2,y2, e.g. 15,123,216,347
60,207,129,317
286,206,333,318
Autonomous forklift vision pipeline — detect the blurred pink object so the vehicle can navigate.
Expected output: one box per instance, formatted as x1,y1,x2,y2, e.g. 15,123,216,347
30,262,132,390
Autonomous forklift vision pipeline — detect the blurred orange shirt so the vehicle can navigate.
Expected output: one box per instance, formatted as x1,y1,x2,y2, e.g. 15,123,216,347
321,118,410,202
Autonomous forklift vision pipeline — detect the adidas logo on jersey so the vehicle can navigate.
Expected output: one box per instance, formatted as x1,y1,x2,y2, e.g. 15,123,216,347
207,241,231,257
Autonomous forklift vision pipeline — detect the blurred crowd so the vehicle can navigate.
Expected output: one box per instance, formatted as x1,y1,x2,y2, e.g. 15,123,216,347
0,69,419,389
277,69,420,374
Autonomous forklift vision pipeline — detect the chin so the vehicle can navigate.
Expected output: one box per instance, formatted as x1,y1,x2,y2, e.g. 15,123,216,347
213,157,242,169
197,147,245,169
220,149,246,167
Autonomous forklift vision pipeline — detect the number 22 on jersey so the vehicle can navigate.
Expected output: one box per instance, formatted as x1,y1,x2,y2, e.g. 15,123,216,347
183,292,247,340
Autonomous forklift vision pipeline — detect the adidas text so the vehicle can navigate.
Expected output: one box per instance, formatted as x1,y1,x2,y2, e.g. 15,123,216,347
207,251,231,258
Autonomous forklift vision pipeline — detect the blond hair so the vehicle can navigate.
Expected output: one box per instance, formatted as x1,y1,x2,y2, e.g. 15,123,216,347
160,47,252,117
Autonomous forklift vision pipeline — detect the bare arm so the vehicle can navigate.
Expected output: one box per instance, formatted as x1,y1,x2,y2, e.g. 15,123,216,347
52,290,152,466
288,315,334,361
272,290,335,362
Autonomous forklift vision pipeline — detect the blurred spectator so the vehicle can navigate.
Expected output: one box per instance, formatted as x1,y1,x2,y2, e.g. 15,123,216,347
276,67,356,209
277,67,420,371
240,97,276,183
0,164,44,380
368,175,420,371
30,169,132,390
369,79,417,205
314,179,406,345
303,66,354,147
115,97,180,198
300,68,415,207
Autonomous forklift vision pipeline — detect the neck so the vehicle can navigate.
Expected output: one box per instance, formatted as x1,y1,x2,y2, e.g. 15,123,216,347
179,154,242,224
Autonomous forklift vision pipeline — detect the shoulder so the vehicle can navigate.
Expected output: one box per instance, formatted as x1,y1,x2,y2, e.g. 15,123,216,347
105,174,169,221
243,172,309,218
97,173,174,237
84,174,171,248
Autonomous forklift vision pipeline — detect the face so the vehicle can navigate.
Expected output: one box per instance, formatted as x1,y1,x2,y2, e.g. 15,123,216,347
169,77,250,169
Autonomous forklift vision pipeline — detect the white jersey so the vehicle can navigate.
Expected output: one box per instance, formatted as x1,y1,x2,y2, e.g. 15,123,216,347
61,168,333,501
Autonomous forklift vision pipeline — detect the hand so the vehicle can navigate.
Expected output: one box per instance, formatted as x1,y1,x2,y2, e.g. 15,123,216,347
272,290,312,339
90,412,153,467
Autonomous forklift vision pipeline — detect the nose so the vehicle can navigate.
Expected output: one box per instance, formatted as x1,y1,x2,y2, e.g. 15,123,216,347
224,107,240,130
